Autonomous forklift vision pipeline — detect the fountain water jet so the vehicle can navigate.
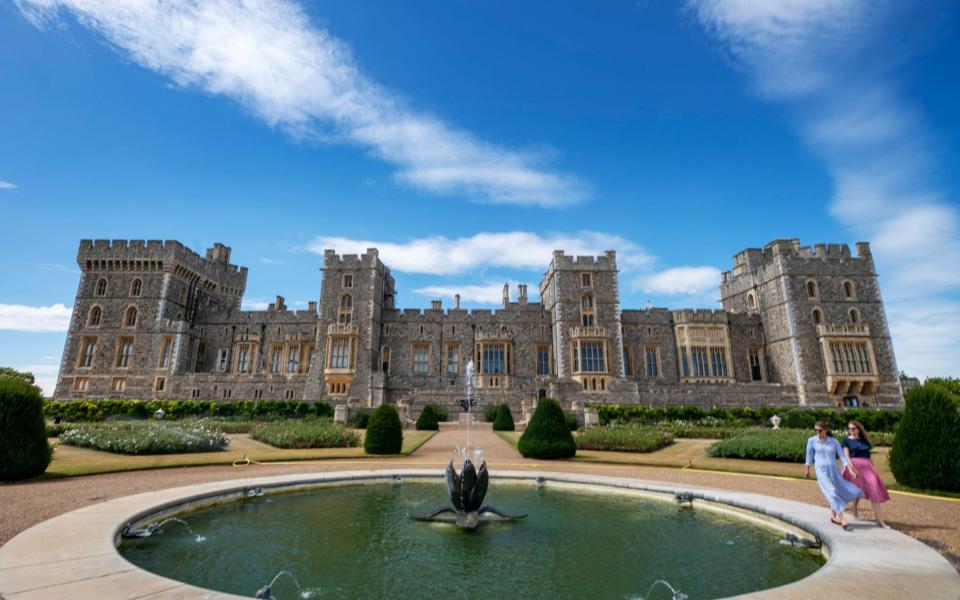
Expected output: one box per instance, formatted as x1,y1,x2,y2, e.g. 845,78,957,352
121,517,205,542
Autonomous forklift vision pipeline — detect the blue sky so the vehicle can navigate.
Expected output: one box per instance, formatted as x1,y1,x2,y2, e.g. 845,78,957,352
1,1,958,394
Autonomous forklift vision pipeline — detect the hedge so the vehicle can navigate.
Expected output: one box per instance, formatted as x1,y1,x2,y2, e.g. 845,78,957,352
576,424,674,453
364,405,403,454
0,377,52,481
518,398,576,459
250,419,359,449
889,383,960,492
42,399,334,422
493,404,515,431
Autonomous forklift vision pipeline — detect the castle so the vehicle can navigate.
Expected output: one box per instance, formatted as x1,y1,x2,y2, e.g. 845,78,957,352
54,238,904,416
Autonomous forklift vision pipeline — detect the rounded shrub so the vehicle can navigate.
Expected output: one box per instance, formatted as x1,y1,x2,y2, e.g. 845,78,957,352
518,398,576,459
493,404,515,431
352,410,370,429
0,377,52,481
889,384,960,492
484,403,501,422
364,405,403,454
415,404,440,431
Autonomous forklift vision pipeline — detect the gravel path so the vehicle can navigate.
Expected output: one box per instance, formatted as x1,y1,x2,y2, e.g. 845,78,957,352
2,429,957,572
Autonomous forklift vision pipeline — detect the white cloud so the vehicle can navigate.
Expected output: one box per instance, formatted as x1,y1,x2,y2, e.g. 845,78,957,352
0,303,72,332
308,231,653,275
637,266,721,297
16,0,584,207
414,282,539,306
690,0,960,378
0,180,17,190
241,298,270,310
260,257,285,265
15,363,60,397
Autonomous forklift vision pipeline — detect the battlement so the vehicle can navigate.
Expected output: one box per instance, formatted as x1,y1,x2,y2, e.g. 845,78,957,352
672,308,728,324
725,239,873,282
548,249,618,271
78,239,248,288
322,248,381,269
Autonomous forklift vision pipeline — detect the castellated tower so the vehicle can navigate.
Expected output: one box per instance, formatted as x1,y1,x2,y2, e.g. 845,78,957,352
720,239,901,407
55,240,248,399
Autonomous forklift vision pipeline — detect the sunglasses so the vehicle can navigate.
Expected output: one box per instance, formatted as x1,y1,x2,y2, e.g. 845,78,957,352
814,428,824,432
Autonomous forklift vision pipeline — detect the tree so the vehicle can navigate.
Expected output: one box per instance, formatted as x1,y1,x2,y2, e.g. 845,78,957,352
0,367,36,386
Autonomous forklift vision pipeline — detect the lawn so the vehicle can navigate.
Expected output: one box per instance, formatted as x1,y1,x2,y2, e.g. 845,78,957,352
45,430,436,477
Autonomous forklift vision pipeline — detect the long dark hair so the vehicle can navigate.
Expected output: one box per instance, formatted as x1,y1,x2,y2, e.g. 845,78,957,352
814,420,833,437
847,420,871,445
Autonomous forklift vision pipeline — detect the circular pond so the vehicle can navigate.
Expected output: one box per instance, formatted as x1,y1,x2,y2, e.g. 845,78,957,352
119,481,822,599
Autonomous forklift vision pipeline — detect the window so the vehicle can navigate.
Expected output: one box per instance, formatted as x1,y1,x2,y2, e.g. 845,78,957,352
446,343,460,375
72,377,90,392
812,308,823,325
124,306,138,327
328,382,348,395
285,389,295,400
381,346,391,373
95,278,107,297
154,377,166,392
130,279,142,297
622,344,633,377
87,306,102,327
709,347,728,377
806,280,818,299
111,377,126,393
195,343,206,372
329,337,352,369
339,294,353,324
222,388,232,399
749,348,763,381
343,274,353,288
645,346,659,377
481,343,506,374
581,294,595,327
849,308,860,324
78,337,97,368
412,342,431,374
747,293,757,312
191,388,201,399
680,347,690,377
581,272,592,287
158,336,173,369
537,344,551,375
843,280,855,299
217,349,229,372
116,337,134,368
691,347,710,377
829,341,873,374
574,340,605,373
236,343,251,373
288,345,302,373
179,287,187,304
271,346,283,373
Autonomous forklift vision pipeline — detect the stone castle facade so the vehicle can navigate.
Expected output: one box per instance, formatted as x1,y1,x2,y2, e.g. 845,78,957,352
54,238,904,416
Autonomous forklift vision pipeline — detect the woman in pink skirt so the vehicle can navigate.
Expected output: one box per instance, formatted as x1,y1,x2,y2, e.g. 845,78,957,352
842,420,891,528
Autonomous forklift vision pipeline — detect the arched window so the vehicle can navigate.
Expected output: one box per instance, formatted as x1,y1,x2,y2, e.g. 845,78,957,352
843,280,855,299
849,308,860,323
95,278,108,297
338,294,353,324
747,292,757,312
806,280,818,299
87,305,102,327
124,306,138,327
179,287,187,304
581,294,595,327
381,346,391,373
130,279,142,297
812,308,823,325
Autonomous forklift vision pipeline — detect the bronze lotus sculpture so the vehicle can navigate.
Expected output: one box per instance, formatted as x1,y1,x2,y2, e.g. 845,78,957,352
410,457,526,530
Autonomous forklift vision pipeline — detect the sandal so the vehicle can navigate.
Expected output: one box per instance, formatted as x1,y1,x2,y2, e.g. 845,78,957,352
830,517,843,526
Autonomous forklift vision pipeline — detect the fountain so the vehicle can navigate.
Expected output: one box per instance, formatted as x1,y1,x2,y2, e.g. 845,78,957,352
410,360,526,529
121,517,205,542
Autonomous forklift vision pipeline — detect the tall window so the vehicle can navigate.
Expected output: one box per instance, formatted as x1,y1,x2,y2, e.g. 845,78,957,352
680,347,690,377
339,294,353,324
581,272,592,287
236,343,250,373
806,280,818,298
287,345,301,373
622,344,634,377
271,346,283,373
849,308,860,323
812,308,823,325
95,278,107,297
573,340,605,373
709,348,728,377
829,341,873,374
87,306,102,327
381,346,391,373
581,294,595,327
79,337,97,368
537,344,551,375
179,287,187,304
645,346,659,377
329,338,352,369
124,306,138,327
843,280,855,299
446,343,460,375
217,349,229,372
158,336,173,369
412,342,430,374
343,274,353,288
482,344,506,374
116,337,134,368
130,278,142,297
747,293,757,312
691,346,710,377
749,348,763,381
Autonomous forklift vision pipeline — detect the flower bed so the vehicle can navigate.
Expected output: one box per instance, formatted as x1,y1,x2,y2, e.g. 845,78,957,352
250,419,360,449
708,428,894,463
59,421,229,455
576,424,674,453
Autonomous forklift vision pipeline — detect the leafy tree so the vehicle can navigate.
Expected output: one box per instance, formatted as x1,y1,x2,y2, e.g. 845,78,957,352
0,367,36,386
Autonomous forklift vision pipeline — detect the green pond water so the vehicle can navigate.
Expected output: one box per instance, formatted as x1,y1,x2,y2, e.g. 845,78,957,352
119,482,823,599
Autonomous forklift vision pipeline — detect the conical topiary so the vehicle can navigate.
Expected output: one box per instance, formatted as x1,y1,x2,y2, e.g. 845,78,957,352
889,383,960,492
0,377,52,481
493,404,515,431
415,403,440,431
517,398,576,459
364,404,403,454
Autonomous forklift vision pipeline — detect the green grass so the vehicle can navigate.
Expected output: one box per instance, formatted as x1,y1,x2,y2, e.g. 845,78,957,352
59,421,229,455
249,419,359,449
576,424,674,453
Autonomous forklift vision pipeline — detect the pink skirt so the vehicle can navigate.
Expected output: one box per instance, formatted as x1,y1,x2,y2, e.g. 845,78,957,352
843,457,890,503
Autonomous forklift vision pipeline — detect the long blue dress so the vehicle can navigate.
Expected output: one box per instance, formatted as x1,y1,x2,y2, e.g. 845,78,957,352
805,435,864,513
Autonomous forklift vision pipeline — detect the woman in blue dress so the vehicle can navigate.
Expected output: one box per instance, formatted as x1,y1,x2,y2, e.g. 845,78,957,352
804,421,864,529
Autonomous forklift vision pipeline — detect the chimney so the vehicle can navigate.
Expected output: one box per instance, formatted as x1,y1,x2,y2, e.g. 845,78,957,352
518,284,528,305
275,295,286,311
431,299,442,311
308,301,318,312
455,294,461,309
502,282,510,308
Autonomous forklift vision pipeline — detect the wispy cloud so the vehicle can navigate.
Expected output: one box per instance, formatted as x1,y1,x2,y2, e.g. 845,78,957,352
15,363,60,396
0,180,17,190
637,266,721,297
308,231,654,275
260,257,285,265
0,303,72,332
241,298,270,311
414,282,539,306
17,0,584,207
691,0,960,378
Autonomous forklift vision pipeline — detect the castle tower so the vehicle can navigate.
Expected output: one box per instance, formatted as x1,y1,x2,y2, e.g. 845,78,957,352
720,239,901,407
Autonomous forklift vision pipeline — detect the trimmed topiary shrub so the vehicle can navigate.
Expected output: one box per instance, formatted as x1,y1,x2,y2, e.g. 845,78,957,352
364,405,403,454
352,410,370,429
518,398,576,459
889,383,960,492
493,404,515,431
484,403,501,422
0,377,52,481
416,404,440,431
